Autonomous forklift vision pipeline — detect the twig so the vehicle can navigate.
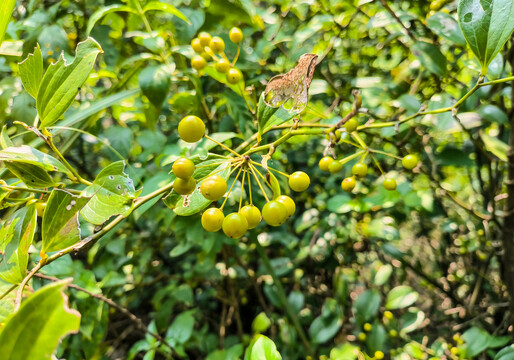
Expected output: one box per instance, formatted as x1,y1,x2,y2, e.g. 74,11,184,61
34,273,178,356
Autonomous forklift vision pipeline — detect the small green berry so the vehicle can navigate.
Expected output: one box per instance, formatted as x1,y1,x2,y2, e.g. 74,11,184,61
402,154,419,170
289,171,310,192
383,178,397,191
178,115,205,143
352,163,368,177
344,118,358,132
318,156,334,172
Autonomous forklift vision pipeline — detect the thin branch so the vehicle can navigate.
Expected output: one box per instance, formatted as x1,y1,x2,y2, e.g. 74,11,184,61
34,273,178,356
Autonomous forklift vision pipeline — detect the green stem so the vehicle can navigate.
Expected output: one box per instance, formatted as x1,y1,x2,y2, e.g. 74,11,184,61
253,238,313,356
243,129,325,155
361,75,486,130
14,260,43,312
0,284,17,301
43,130,92,185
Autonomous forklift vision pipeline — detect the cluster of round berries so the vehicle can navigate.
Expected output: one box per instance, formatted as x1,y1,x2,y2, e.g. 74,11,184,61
190,28,244,84
319,154,418,192
173,115,311,239
319,118,419,193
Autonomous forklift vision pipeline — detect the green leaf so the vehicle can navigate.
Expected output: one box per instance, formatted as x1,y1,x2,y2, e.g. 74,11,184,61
11,93,37,125
203,66,253,109
366,324,386,355
0,280,80,358
353,289,381,324
5,162,57,188
252,312,271,334
26,89,140,151
174,161,231,216
0,279,17,323
309,314,343,344
81,161,138,225
86,5,138,36
0,0,15,45
0,145,71,176
256,94,295,141
330,344,359,360
268,170,281,199
427,12,467,46
458,0,514,72
478,104,508,124
0,205,37,284
0,126,14,149
138,65,172,108
405,342,425,359
385,285,419,309
400,308,425,334
165,310,195,345
412,41,447,76
244,335,282,360
37,37,103,128
309,298,343,344
479,131,508,161
461,327,491,357
373,264,393,286
495,345,514,360
18,44,43,99
143,1,190,24
41,189,90,254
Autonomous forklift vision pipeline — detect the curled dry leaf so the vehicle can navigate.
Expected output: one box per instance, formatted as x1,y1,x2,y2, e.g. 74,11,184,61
263,53,318,114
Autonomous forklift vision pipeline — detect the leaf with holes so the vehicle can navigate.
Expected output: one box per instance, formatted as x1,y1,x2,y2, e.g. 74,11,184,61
41,189,90,254
18,44,43,99
80,161,139,225
257,95,295,143
457,0,514,73
0,204,37,284
37,37,102,128
0,280,80,358
173,162,231,216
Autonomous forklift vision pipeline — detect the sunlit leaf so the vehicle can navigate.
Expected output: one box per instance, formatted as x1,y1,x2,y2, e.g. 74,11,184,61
0,280,80,358
0,205,37,284
37,37,103,128
41,189,90,254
